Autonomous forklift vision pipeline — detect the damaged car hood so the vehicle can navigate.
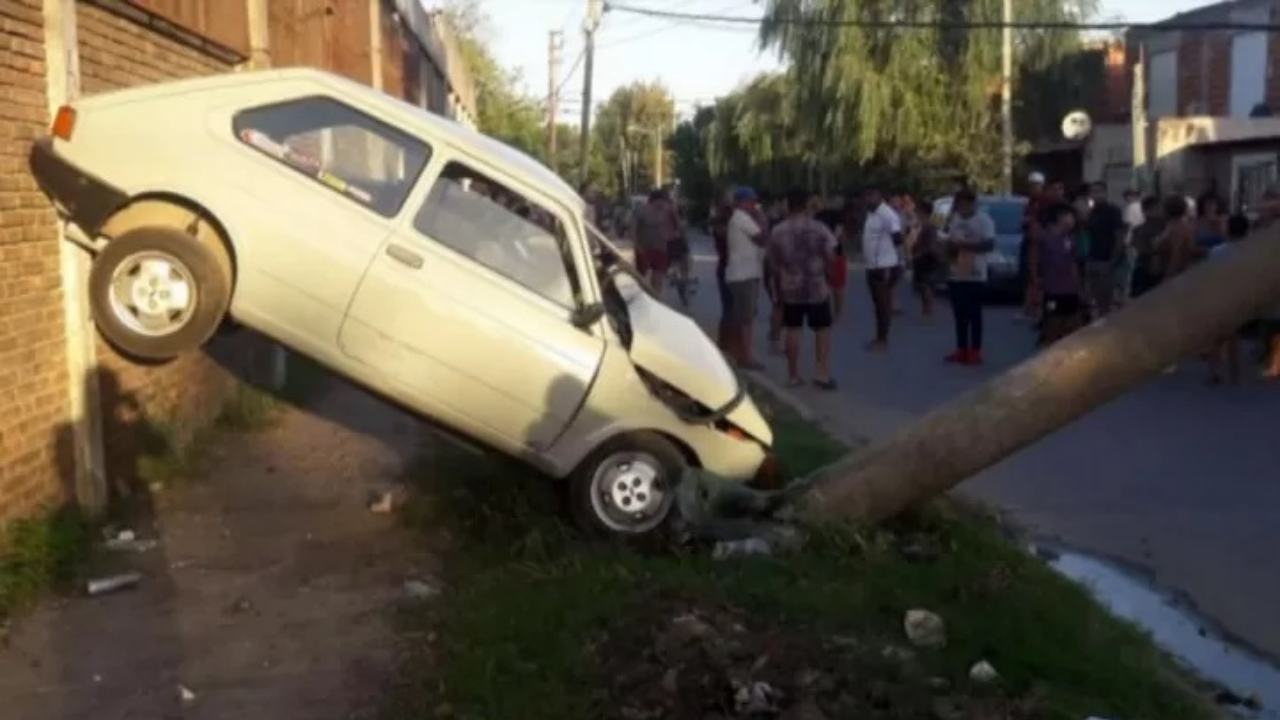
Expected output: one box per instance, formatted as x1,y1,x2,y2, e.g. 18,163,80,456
615,274,740,411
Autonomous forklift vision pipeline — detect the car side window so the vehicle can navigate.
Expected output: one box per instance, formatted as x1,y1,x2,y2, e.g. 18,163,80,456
232,96,430,218
412,162,581,308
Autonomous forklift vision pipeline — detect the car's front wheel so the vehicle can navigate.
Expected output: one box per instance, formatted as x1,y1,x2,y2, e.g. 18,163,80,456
88,226,232,363
567,432,686,542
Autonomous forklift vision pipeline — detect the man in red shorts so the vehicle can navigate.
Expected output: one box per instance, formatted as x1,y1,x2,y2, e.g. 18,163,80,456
631,188,672,294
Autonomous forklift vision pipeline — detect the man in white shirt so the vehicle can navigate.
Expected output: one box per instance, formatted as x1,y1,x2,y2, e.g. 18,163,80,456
861,185,904,350
725,186,767,369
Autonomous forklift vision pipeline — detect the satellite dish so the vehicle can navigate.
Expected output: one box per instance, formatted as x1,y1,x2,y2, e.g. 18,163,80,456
1062,110,1093,141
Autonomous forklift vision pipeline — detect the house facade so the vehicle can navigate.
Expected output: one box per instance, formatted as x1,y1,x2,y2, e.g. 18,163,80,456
1129,0,1280,210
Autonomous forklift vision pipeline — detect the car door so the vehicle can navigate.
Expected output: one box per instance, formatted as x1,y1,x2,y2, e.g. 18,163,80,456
337,156,606,453
214,93,431,360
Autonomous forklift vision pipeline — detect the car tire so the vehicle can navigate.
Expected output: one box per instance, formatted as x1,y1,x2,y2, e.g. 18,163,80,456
567,432,686,542
89,226,232,363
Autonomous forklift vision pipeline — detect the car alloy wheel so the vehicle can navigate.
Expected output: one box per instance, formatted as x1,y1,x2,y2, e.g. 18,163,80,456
568,432,686,541
588,451,672,534
106,250,199,337
89,225,232,363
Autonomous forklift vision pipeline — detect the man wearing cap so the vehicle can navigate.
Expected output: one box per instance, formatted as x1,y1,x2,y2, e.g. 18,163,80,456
725,186,768,369
1017,171,1047,322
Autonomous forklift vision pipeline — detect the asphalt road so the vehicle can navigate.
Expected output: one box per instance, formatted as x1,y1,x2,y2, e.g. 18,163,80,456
666,232,1280,661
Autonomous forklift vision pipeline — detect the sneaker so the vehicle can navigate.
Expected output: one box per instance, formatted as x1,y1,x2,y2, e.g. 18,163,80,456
966,350,984,366
944,349,968,364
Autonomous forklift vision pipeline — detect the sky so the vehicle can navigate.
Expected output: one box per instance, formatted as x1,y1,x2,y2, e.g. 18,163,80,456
471,0,1218,122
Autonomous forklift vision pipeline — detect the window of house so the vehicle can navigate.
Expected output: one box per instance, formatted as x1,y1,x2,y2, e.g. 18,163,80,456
232,96,431,217
413,162,580,308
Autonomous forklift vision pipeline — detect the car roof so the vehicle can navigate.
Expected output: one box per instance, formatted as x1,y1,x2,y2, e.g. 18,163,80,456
77,67,584,214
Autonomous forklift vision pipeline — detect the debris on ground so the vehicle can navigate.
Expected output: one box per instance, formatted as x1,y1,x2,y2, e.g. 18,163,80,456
404,579,442,600
589,596,1035,720
86,573,142,597
968,660,999,683
178,684,196,704
903,609,947,648
368,486,407,514
712,538,773,560
103,528,159,553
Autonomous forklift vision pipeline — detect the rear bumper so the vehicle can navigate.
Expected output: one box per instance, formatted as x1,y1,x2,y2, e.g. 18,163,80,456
28,137,128,237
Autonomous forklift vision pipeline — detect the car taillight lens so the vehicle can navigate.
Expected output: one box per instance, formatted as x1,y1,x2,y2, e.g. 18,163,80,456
51,105,76,140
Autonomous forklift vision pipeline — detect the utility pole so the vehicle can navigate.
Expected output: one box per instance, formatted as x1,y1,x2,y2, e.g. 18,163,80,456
1131,44,1149,193
1000,0,1014,195
579,0,604,187
653,126,663,188
547,30,563,170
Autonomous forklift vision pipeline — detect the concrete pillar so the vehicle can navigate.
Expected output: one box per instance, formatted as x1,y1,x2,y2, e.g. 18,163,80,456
246,0,270,69
369,0,384,91
42,0,107,516
245,0,289,390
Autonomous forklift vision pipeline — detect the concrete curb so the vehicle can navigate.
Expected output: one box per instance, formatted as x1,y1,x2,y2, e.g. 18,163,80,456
742,370,816,422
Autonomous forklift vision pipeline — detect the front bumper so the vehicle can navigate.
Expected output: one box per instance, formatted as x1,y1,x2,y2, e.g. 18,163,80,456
28,137,128,237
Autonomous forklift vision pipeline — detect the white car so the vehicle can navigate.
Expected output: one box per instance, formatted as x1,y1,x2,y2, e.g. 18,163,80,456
29,67,774,540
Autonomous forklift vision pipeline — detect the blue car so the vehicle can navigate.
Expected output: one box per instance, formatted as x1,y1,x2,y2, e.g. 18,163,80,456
931,194,1028,300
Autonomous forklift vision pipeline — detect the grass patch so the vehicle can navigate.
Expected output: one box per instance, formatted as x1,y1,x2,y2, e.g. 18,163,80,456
387,405,1217,720
0,506,92,625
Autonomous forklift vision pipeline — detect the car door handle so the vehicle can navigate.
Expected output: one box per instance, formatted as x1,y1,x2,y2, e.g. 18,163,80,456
386,243,423,269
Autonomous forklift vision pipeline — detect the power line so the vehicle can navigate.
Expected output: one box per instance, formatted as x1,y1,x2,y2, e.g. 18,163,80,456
603,2,1280,32
598,0,754,50
554,47,587,96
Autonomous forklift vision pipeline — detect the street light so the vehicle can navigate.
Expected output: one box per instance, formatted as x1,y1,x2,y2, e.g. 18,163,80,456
626,124,664,189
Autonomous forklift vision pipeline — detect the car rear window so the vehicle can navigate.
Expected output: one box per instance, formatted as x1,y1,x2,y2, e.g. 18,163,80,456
232,96,430,217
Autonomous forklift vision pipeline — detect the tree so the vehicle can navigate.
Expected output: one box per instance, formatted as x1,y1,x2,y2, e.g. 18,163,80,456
443,1,546,158
748,0,1097,190
594,82,677,196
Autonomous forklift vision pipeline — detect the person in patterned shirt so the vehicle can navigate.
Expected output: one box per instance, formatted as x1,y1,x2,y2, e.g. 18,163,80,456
767,187,839,389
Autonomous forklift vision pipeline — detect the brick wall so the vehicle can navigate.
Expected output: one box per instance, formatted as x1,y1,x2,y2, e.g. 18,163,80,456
1176,33,1204,114
1267,8,1280,110
0,1,272,528
74,3,272,490
1205,32,1231,117
0,0,74,526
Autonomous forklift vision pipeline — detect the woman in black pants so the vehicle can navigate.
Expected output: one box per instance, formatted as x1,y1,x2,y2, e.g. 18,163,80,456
942,190,995,365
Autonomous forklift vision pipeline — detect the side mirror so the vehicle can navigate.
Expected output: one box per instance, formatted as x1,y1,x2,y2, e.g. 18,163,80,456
571,303,605,329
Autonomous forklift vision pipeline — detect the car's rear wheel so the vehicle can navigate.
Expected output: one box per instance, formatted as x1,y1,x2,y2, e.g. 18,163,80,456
567,432,686,542
89,226,232,363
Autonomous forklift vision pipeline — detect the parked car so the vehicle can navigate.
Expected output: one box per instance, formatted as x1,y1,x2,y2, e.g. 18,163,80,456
931,194,1028,298
28,68,774,541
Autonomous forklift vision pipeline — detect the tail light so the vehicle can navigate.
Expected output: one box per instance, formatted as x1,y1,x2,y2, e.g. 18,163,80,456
51,105,76,140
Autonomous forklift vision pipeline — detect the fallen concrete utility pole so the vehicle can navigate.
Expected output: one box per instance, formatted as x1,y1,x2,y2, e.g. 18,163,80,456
802,228,1280,522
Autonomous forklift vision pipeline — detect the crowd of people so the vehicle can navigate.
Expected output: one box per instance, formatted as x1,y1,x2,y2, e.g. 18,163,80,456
1017,174,1280,383
618,173,1280,389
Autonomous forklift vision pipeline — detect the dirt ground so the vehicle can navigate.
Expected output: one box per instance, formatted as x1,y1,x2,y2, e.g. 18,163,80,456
0,379,434,720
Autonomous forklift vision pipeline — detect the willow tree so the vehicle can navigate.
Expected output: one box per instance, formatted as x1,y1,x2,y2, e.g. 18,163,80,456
757,0,1098,189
